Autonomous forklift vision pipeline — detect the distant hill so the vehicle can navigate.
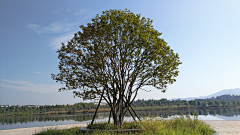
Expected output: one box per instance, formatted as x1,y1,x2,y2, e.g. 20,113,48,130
172,88,240,101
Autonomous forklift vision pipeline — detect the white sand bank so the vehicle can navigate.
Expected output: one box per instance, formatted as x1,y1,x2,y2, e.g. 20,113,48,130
0,123,87,135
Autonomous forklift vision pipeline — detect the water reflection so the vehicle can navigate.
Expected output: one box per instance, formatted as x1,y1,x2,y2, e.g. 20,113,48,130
0,113,110,125
128,108,240,118
1,108,240,130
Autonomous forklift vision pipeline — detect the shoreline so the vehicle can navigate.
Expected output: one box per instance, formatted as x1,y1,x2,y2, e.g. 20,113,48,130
1,106,239,117
0,123,87,135
1,121,240,135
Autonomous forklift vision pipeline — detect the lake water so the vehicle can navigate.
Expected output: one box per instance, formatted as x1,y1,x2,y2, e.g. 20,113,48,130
1,108,240,130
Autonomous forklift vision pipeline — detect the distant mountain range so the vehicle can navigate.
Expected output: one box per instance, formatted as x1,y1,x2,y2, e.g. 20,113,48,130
172,88,240,101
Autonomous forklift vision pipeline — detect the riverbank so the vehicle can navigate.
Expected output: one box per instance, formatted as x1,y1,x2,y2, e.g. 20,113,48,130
1,120,232,135
0,123,87,135
1,106,239,117
204,121,240,135
0,108,110,117
1,121,239,135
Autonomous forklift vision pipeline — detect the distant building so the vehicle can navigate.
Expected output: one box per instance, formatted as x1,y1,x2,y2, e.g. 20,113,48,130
24,105,36,107
94,98,107,105
0,105,9,107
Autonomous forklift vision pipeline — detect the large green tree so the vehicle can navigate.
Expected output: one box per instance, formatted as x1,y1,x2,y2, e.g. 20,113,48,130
51,9,181,126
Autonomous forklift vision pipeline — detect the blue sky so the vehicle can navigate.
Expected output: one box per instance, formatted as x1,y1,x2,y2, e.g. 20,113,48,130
0,0,240,105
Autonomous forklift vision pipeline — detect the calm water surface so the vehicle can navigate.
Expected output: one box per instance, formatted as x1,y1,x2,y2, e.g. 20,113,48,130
1,108,240,130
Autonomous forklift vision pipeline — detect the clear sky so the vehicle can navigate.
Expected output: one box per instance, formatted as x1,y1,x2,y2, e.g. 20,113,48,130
0,0,240,105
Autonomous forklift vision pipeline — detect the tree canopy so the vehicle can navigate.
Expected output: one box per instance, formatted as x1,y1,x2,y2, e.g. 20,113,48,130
51,9,182,126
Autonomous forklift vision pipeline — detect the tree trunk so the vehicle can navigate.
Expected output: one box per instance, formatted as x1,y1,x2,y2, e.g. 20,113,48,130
108,108,112,123
112,109,118,125
91,91,104,125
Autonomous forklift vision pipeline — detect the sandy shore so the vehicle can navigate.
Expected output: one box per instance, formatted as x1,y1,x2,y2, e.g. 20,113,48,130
204,121,240,135
1,121,240,135
0,123,87,135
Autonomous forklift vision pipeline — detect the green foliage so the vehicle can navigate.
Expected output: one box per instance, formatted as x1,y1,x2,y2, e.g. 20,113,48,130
233,100,237,106
237,100,240,106
184,101,189,106
202,100,207,108
191,100,197,106
197,101,201,106
221,100,227,106
208,100,214,106
214,94,240,101
215,100,221,107
51,8,181,101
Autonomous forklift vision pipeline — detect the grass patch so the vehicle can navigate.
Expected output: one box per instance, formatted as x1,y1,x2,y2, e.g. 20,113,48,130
36,115,216,135
35,127,81,135
137,115,216,135
87,121,141,130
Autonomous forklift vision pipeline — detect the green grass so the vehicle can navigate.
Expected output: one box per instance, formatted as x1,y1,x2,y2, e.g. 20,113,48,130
87,121,141,130
36,115,216,135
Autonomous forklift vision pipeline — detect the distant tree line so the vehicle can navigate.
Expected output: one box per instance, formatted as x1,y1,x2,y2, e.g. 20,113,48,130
0,102,109,116
131,94,240,108
1,95,240,116
131,98,240,108
204,94,240,102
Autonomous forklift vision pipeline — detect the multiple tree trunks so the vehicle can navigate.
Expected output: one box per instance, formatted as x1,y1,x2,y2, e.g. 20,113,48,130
79,127,142,134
